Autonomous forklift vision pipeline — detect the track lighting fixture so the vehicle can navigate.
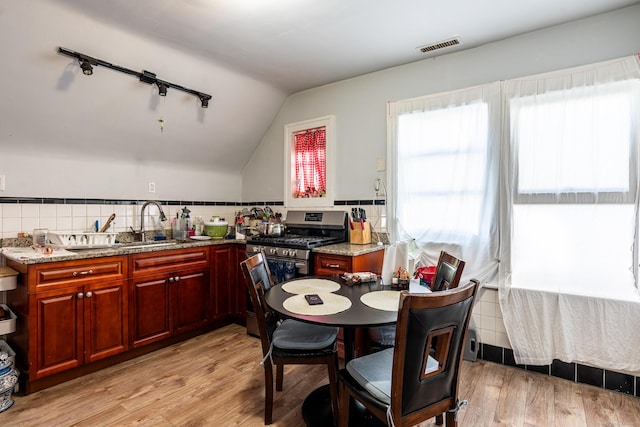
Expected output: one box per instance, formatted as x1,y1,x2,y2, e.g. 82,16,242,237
57,47,212,108
200,95,211,108
79,59,93,75
157,81,167,96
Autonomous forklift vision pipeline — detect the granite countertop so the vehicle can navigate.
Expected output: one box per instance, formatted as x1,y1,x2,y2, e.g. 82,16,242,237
1,237,386,265
312,242,385,256
1,239,245,265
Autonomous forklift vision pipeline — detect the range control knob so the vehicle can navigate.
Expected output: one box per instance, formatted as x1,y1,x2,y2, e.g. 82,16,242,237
269,248,278,255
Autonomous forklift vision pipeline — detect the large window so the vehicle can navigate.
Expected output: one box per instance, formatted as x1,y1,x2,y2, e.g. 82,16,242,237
389,83,501,281
508,81,639,297
390,56,640,372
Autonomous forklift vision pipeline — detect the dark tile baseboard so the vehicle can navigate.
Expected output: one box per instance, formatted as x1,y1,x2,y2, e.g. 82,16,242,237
478,343,638,397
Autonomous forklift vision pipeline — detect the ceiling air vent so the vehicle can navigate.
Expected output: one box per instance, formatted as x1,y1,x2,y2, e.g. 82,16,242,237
417,37,461,53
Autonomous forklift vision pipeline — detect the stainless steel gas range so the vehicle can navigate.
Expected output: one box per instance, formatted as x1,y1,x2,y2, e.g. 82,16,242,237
245,210,348,278
245,209,348,335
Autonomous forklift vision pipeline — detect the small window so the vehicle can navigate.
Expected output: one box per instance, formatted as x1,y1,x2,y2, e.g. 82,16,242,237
284,115,335,208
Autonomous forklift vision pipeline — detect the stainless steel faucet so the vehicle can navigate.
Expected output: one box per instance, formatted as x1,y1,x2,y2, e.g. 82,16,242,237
131,201,168,242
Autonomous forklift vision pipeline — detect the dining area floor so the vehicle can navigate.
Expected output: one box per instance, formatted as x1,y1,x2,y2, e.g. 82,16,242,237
4,323,640,426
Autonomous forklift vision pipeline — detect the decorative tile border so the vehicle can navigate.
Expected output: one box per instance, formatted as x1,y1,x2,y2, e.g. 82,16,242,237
0,197,384,207
478,342,638,397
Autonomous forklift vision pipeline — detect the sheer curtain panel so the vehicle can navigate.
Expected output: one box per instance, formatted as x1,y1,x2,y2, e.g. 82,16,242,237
387,82,501,283
499,56,640,372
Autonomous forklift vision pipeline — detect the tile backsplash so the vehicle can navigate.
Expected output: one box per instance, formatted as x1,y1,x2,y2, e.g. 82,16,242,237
0,198,386,240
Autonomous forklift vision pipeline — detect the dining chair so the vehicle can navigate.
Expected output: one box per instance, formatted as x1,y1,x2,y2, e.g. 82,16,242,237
368,251,466,353
430,251,466,292
338,280,479,427
240,252,340,425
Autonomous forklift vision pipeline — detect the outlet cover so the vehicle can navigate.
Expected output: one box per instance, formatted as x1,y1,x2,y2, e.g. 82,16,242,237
0,175,5,191
148,182,156,193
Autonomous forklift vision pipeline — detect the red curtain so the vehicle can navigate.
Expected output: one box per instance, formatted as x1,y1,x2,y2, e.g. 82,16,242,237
294,127,326,197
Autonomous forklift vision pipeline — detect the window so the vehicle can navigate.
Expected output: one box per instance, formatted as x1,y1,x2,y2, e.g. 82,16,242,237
508,80,640,296
389,83,501,282
284,115,335,208
397,102,489,238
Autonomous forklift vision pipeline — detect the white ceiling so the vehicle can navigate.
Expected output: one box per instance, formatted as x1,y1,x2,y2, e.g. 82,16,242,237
2,0,638,188
51,0,640,93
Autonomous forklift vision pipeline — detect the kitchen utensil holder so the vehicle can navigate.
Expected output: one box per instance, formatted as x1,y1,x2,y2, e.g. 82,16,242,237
350,222,372,244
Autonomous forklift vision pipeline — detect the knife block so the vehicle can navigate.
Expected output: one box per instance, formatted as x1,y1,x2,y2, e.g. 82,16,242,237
350,221,372,244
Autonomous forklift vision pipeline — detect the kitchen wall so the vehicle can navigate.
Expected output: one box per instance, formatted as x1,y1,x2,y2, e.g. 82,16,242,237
241,4,640,352
0,1,286,202
242,4,640,202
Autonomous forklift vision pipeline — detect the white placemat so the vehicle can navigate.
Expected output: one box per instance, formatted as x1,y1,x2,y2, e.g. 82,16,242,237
360,290,401,312
281,278,341,294
283,292,352,316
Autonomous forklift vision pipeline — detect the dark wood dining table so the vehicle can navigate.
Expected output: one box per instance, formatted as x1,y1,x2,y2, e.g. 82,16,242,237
265,275,399,427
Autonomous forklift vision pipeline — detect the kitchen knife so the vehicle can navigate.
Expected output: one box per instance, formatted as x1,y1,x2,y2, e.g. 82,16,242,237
99,213,116,233
359,208,366,230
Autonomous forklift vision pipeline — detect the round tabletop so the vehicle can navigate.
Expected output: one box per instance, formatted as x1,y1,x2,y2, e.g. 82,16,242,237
265,275,398,327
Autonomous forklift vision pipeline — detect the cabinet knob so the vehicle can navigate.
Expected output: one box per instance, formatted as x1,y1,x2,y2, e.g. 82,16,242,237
174,276,180,282
168,277,175,283
77,293,84,299
85,291,93,298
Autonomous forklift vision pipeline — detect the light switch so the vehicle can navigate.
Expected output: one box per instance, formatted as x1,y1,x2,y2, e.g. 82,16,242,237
376,157,386,172
0,175,5,191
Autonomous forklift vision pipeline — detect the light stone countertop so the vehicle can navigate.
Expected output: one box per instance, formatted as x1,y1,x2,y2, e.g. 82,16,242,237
1,239,245,265
311,242,386,257
1,238,386,266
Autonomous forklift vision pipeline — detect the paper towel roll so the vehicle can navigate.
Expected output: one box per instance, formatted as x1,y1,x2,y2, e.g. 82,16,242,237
396,240,409,272
381,244,397,285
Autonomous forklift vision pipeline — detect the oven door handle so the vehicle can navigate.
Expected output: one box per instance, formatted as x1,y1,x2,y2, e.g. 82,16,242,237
295,262,306,269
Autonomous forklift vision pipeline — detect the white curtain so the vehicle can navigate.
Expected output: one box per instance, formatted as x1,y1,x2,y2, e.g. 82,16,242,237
387,82,501,283
499,56,640,372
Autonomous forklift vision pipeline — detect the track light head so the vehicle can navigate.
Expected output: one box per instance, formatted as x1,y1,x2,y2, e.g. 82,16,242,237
200,95,211,108
157,81,167,96
80,59,93,75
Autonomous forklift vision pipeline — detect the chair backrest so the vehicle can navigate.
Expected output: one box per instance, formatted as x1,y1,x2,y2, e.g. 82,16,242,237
389,279,478,426
240,252,278,356
430,251,465,291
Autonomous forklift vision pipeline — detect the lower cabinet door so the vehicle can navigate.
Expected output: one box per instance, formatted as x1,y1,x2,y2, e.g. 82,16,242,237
33,286,84,379
173,269,209,334
84,281,129,363
131,275,171,348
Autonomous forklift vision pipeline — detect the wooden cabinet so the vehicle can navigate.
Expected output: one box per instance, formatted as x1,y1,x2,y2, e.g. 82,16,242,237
313,248,384,359
9,256,128,380
129,247,209,348
314,250,384,275
5,243,245,393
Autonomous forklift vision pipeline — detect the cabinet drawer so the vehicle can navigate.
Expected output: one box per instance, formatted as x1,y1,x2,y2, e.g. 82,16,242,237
131,247,209,276
314,254,350,275
31,257,127,292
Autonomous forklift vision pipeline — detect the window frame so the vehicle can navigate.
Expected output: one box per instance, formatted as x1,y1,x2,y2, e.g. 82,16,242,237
284,115,335,208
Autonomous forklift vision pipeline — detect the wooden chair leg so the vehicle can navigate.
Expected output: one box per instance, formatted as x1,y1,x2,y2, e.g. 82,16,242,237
264,363,274,425
436,414,443,425
338,380,350,427
275,363,284,391
327,355,339,426
445,410,457,427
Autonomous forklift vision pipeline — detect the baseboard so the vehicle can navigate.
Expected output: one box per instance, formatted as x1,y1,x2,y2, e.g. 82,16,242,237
478,343,638,398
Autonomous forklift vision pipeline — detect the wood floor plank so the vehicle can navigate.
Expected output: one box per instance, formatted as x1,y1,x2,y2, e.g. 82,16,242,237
4,324,640,427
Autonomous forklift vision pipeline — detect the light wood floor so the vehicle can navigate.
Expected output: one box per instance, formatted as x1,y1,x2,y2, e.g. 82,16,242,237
4,324,640,426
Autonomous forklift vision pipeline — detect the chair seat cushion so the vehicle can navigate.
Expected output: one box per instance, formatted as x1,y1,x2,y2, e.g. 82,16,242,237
272,319,338,350
346,347,393,404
